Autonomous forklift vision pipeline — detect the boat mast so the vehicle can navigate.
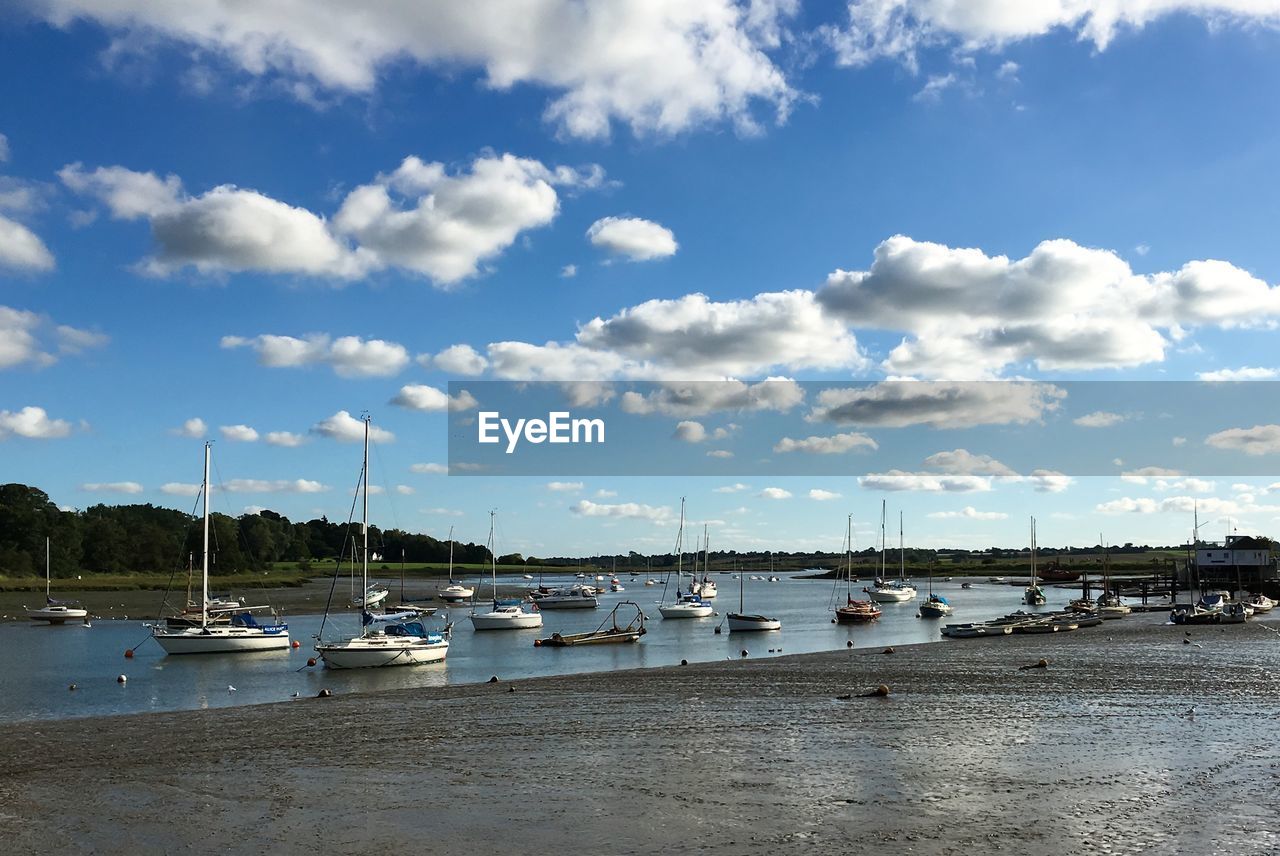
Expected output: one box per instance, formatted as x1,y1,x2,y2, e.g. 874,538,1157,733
899,510,904,583
361,415,370,635
201,441,211,629
845,514,853,602
488,510,497,605
447,525,455,584
1031,517,1037,588
880,500,887,582
45,536,50,601
672,497,686,604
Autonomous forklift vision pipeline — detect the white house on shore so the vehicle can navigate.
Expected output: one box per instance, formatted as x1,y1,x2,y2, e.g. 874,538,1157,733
1195,535,1277,588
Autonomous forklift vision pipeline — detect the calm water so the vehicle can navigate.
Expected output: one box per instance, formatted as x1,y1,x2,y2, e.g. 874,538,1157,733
0,575,1098,722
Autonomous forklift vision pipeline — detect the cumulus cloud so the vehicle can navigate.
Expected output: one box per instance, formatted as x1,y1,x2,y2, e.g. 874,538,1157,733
1121,466,1185,484
264,431,306,447
1074,411,1127,428
587,216,678,261
390,384,478,412
224,478,329,493
758,487,792,499
560,264,577,278
859,470,992,492
1027,470,1072,493
432,344,488,376
706,449,734,459
621,379,804,418
0,307,107,370
159,482,201,496
35,1,799,140
673,421,708,443
221,333,410,377
826,2,1280,70
547,481,584,492
219,424,259,442
0,406,73,439
818,235,1280,378
80,481,144,494
927,506,1007,520
922,449,1016,476
714,483,751,493
0,214,55,272
1198,366,1280,381
774,431,877,454
310,410,395,443
173,417,207,438
808,489,842,501
410,463,448,474
569,499,672,522
62,154,602,285
1205,424,1280,456
809,381,1063,428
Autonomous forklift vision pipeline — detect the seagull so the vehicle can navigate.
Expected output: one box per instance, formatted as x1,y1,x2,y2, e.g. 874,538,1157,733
1186,705,1196,718
227,685,237,692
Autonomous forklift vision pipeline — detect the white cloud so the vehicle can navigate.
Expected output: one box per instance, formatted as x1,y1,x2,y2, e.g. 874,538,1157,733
173,417,207,438
395,484,415,495
220,424,259,442
546,481,584,492
1027,469,1072,493
774,431,878,454
159,482,201,496
859,470,992,492
80,481,144,494
1172,436,1187,447
1198,366,1279,381
221,334,410,378
54,325,109,354
595,489,618,498
0,214,55,272
264,431,306,447
673,421,708,443
1121,466,1185,484
560,264,577,278
758,487,792,499
1154,478,1216,494
410,462,448,474
0,133,7,162
1205,424,1280,456
714,483,750,493
818,235,1280,378
569,499,672,522
922,449,1015,476
826,2,1280,69
38,1,799,140
706,449,734,458
424,507,465,517
912,73,956,103
996,60,1020,81
0,406,73,440
432,344,488,376
809,381,1064,428
621,379,805,418
1096,497,1159,514
808,489,842,501
390,384,478,412
927,506,1007,520
223,478,329,493
587,216,678,261
1074,411,1127,428
310,410,395,443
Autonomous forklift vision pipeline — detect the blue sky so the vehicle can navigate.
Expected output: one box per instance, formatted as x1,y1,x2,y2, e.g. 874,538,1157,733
4,2,1280,556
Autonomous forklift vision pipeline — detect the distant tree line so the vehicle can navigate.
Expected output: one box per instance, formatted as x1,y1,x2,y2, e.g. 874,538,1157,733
0,484,501,577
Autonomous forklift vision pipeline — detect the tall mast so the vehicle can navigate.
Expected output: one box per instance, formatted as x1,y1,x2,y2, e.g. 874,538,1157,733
448,524,455,583
362,416,370,607
45,536,50,600
488,510,497,603
880,500,887,581
201,441,211,628
673,497,685,603
899,510,904,582
845,514,853,600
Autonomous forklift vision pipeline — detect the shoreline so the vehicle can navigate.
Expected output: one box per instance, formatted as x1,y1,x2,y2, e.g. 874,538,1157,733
3,614,1278,854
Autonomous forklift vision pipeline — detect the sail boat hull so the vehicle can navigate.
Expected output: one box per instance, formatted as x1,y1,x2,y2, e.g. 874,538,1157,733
27,605,88,623
726,613,780,631
154,625,291,654
867,586,915,603
470,609,543,629
658,602,713,619
317,636,448,668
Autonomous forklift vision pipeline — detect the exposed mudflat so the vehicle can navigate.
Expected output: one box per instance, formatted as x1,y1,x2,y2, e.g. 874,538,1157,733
2,615,1278,855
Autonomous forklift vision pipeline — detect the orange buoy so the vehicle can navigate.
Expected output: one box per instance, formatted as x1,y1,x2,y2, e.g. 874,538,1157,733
124,649,134,659
291,640,300,649
306,657,317,667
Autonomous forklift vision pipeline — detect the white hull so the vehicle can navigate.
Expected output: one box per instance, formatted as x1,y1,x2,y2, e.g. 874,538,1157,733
317,637,448,669
438,585,474,603
353,588,389,608
868,587,915,603
471,609,542,630
659,603,714,619
27,606,88,623
726,613,780,631
154,626,291,654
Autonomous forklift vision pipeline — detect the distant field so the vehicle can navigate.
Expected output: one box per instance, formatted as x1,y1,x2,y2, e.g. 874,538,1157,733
0,570,314,592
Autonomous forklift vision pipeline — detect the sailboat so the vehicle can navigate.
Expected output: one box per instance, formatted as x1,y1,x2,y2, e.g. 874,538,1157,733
693,529,717,599
1023,517,1047,606
316,417,448,668
154,443,290,654
726,541,781,631
1095,537,1131,618
918,557,953,618
867,505,916,603
436,526,474,603
835,514,881,623
470,511,543,630
25,537,88,624
659,499,714,619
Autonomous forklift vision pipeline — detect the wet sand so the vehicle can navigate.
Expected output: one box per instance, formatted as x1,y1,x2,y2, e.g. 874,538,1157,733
3,615,1278,855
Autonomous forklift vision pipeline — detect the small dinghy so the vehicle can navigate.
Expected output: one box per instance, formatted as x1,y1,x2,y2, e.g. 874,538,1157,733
537,602,646,647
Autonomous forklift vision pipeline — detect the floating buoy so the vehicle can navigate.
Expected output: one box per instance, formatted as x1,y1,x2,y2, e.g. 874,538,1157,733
488,675,499,683
831,618,837,624
68,683,77,691
1182,638,1191,645
873,684,890,697
124,649,134,659
508,686,516,693
846,640,854,648
316,688,332,698
740,649,749,658
533,639,542,647
883,646,895,654
680,659,688,666
291,640,300,649
306,657,317,667
1019,658,1050,671
714,625,722,635
291,692,300,698
117,674,127,683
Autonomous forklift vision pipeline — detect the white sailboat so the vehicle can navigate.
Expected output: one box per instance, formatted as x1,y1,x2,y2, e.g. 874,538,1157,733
1024,517,1047,606
437,526,474,603
726,535,780,631
470,511,543,630
154,443,290,654
867,505,916,603
25,537,88,624
316,416,449,668
659,499,713,619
